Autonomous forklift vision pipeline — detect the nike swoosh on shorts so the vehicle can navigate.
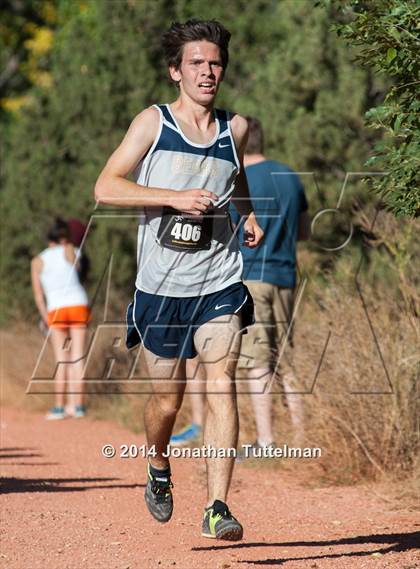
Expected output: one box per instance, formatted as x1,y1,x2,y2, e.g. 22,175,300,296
215,304,232,310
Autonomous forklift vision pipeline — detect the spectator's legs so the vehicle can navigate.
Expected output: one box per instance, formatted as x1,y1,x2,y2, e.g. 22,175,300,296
247,367,274,445
282,371,305,446
49,327,70,408
67,326,87,408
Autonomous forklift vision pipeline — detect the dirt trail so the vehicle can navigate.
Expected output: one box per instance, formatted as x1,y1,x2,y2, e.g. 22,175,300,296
0,407,418,569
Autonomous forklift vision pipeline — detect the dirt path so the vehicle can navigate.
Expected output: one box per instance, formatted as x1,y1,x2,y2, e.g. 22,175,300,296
1,407,418,569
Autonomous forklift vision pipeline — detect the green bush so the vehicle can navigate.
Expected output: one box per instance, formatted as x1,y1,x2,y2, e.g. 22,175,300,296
331,0,420,217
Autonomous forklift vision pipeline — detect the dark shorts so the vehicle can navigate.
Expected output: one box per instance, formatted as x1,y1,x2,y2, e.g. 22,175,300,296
126,281,254,359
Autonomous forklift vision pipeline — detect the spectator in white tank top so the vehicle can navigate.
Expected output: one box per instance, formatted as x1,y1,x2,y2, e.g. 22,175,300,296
31,217,90,420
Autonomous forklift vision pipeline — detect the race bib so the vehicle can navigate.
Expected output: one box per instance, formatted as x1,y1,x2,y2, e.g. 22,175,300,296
157,207,213,251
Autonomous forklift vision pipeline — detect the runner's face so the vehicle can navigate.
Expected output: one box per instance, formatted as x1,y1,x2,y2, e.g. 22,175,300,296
170,41,224,104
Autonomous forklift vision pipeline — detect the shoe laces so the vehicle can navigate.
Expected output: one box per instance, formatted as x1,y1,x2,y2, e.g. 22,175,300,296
151,478,173,503
211,504,232,520
222,507,234,520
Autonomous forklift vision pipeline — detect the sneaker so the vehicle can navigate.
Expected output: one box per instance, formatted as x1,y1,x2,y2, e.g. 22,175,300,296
65,405,86,418
170,423,201,446
144,463,174,523
45,406,66,420
236,440,276,461
202,500,243,541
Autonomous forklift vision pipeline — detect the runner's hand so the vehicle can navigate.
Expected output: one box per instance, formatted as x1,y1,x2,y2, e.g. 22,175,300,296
243,212,264,248
169,189,218,216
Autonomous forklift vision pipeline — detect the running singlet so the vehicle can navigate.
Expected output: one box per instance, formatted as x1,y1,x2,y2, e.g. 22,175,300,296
134,104,243,297
39,246,88,311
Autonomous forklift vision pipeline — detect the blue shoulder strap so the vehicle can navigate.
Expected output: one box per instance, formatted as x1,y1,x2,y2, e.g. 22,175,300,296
216,109,229,133
158,104,177,128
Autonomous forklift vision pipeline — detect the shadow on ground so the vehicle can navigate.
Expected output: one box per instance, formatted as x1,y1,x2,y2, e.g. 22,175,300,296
192,531,420,565
0,477,145,494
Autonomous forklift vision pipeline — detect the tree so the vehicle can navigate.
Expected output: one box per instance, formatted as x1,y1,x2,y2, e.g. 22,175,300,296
331,0,420,217
0,0,57,117
1,0,174,319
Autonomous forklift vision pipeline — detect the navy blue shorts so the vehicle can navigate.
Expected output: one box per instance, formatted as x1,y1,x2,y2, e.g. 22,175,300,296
126,281,254,359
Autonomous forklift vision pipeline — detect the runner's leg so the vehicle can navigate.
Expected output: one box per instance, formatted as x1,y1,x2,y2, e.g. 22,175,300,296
143,348,187,469
194,314,242,506
186,356,205,427
170,356,205,445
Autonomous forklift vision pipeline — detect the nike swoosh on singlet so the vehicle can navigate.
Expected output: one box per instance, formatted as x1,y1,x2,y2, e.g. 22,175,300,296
218,143,230,148
215,303,232,310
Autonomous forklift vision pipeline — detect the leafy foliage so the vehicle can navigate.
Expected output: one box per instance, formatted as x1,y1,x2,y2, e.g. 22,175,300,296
331,0,420,217
0,0,57,116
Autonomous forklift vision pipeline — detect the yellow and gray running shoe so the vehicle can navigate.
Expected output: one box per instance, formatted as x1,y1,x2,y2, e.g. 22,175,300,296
201,500,243,541
144,463,173,523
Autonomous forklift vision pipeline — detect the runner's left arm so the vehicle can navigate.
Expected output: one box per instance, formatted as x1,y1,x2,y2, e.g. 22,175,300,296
230,115,264,248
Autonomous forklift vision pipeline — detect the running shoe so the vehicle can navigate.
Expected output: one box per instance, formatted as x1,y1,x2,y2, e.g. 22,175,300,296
201,500,243,541
144,463,174,523
170,423,201,446
45,406,66,420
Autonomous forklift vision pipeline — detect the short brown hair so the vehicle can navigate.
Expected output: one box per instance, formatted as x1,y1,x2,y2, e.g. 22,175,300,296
245,116,264,154
162,19,231,72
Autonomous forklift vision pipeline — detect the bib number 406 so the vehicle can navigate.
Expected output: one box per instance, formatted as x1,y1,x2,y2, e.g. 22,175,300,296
171,222,202,243
157,206,212,250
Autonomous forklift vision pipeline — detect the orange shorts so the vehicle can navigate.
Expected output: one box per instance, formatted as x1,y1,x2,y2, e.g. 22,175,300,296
48,305,90,329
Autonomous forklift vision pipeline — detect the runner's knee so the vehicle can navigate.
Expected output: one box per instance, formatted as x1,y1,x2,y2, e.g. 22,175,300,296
152,393,183,417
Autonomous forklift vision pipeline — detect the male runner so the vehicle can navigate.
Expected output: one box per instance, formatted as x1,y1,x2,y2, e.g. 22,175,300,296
95,20,263,541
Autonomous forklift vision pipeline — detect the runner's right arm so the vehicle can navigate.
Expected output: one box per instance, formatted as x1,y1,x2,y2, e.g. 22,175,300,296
94,107,216,215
